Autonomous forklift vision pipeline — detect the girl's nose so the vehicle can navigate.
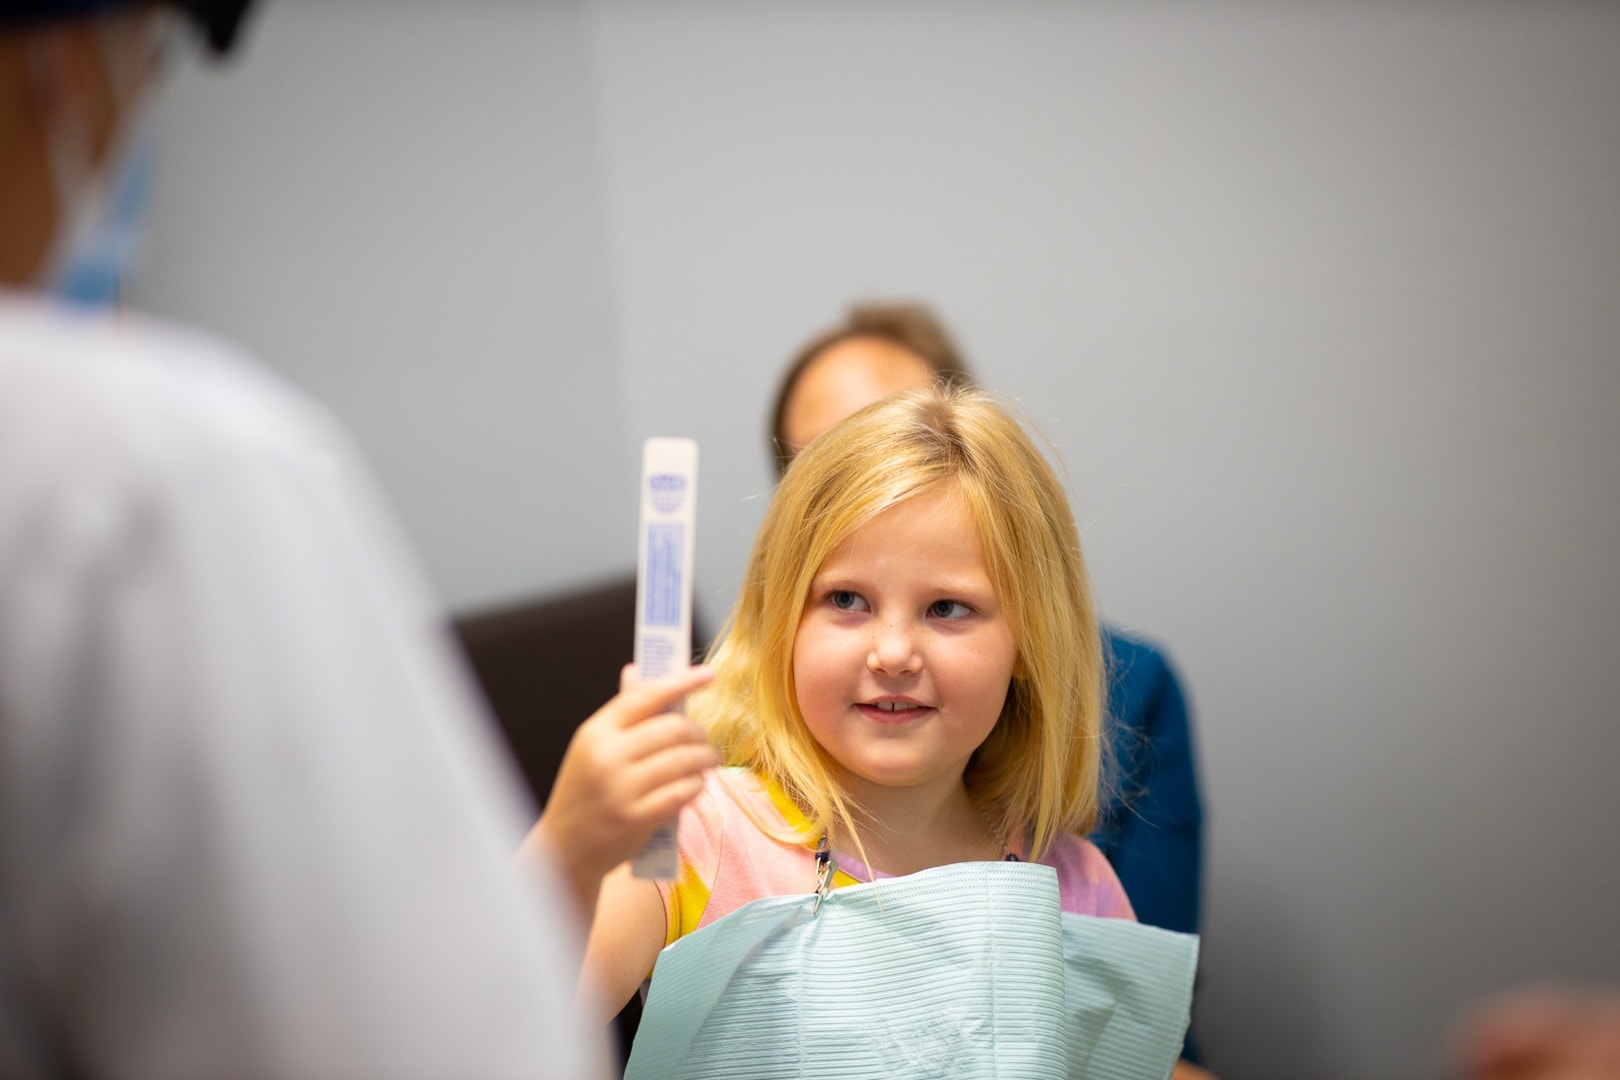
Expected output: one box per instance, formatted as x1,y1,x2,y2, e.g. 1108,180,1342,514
867,619,922,676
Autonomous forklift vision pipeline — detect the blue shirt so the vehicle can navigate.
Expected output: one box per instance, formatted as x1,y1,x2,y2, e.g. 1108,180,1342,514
1089,625,1206,1060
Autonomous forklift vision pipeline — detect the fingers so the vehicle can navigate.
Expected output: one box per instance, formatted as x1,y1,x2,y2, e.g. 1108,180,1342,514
546,702,717,834
612,710,715,761
544,737,715,878
564,706,714,788
622,771,710,837
534,666,719,891
581,720,718,822
619,737,720,804
604,664,715,729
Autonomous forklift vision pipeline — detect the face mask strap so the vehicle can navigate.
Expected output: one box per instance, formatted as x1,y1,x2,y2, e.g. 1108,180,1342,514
28,14,167,304
28,31,95,278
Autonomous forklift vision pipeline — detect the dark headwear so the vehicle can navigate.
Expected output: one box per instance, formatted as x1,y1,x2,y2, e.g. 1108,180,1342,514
0,0,254,55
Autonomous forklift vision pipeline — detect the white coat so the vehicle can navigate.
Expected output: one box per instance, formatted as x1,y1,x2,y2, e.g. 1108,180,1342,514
0,292,607,1079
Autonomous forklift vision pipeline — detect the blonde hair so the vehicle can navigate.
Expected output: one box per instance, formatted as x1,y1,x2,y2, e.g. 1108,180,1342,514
692,383,1103,860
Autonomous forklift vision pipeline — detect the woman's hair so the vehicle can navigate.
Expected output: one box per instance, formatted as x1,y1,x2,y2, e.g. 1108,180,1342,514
767,301,977,476
694,382,1104,860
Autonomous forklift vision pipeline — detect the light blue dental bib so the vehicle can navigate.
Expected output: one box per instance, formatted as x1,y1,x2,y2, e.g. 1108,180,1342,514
625,861,1198,1079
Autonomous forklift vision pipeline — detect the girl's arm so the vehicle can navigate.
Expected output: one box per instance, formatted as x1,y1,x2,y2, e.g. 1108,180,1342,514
580,864,670,1018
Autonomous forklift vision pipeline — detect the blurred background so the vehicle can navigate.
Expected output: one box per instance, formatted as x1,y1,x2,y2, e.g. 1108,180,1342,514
133,2,1620,1077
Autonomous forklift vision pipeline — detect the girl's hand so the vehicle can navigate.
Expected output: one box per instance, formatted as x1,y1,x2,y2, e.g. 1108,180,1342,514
521,664,718,917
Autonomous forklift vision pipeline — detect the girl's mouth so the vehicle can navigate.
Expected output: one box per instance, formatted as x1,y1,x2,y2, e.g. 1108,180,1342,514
856,700,934,723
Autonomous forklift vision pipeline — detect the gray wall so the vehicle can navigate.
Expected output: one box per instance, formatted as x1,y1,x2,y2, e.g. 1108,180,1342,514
140,1,634,607
135,2,1620,1078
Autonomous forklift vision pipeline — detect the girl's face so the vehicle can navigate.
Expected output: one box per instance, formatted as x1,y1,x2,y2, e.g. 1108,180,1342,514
792,485,1017,801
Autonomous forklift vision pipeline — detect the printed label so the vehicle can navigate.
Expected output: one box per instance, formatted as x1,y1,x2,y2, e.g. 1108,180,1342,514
649,473,687,515
643,523,684,630
637,634,678,681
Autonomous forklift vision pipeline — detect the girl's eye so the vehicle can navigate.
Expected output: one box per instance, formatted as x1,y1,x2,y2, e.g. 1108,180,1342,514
829,590,867,612
929,599,973,619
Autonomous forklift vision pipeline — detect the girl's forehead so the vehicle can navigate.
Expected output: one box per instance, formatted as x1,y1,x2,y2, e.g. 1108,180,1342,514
811,485,988,577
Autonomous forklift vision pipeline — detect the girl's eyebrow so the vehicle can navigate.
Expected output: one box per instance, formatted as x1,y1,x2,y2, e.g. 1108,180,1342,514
808,571,866,591
810,570,998,602
930,582,1000,604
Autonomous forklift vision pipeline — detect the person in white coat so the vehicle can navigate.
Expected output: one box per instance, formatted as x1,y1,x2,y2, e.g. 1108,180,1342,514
0,3,714,1076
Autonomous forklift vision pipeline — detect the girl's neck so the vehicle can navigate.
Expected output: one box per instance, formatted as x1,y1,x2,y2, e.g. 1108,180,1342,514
830,775,1004,877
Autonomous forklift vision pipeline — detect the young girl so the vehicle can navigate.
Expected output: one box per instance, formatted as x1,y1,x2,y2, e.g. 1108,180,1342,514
536,383,1134,1026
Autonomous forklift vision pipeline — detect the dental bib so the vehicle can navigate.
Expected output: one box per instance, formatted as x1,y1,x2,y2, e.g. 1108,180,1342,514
624,860,1198,1079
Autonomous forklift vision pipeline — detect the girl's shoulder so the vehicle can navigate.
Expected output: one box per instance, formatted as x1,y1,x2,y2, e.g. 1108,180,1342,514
701,767,824,843
697,766,785,824
1038,833,1137,921
661,768,821,942
670,768,781,875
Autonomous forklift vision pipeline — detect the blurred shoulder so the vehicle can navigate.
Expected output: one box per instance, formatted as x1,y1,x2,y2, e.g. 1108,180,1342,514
0,295,349,473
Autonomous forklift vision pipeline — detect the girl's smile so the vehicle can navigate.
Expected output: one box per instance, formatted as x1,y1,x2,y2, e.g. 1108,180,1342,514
792,484,1017,801
855,696,933,723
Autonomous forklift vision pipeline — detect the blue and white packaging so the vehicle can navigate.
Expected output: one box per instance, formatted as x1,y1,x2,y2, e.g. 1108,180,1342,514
630,437,699,879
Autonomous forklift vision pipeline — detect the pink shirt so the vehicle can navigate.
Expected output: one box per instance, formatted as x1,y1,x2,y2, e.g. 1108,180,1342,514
657,768,1135,945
